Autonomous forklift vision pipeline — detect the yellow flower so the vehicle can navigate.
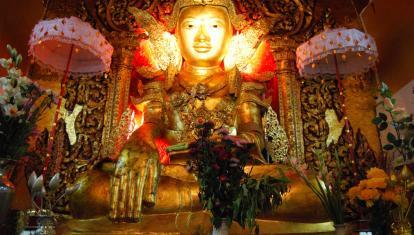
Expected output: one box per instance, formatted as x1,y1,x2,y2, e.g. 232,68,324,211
347,186,362,200
382,190,396,202
365,177,388,189
367,167,388,179
359,188,380,201
359,179,369,188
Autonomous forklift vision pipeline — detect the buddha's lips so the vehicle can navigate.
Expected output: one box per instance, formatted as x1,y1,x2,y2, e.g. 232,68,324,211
193,43,212,52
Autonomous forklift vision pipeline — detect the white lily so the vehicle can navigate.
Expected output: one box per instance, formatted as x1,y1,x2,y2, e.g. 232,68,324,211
0,58,12,68
7,67,21,79
2,103,24,117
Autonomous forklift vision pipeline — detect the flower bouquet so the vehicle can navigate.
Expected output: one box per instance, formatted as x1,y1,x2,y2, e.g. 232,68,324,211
0,45,54,161
347,166,413,234
0,45,54,225
288,149,346,229
186,122,289,234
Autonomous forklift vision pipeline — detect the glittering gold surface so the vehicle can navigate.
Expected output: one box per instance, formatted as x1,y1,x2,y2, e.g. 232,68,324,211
325,109,345,146
343,76,381,156
57,213,334,234
61,104,83,145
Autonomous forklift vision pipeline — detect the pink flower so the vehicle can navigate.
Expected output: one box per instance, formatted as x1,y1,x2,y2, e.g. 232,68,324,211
384,97,394,110
392,107,410,122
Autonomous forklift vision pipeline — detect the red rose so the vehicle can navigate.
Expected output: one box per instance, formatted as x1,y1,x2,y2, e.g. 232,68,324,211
212,163,220,170
219,175,228,181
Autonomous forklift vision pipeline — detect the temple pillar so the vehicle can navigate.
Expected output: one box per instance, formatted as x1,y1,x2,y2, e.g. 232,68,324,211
102,32,139,158
268,37,305,160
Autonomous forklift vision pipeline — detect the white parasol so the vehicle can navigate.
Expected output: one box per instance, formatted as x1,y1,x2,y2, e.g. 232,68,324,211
28,16,113,174
296,27,378,77
296,27,379,178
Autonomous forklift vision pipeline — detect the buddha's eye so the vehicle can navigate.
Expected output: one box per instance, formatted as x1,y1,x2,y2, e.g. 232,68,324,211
212,25,218,28
187,24,194,28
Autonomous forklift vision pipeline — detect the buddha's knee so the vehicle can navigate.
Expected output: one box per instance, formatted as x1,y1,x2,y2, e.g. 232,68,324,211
69,168,111,219
143,176,201,214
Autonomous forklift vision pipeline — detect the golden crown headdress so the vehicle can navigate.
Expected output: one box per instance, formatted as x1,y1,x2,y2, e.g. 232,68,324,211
167,0,246,31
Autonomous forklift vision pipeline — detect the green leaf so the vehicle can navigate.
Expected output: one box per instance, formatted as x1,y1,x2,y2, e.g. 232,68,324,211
372,117,382,125
6,44,13,56
387,133,397,144
15,54,22,67
409,137,414,151
379,122,388,131
383,144,394,151
379,112,387,121
207,199,213,210
380,82,393,98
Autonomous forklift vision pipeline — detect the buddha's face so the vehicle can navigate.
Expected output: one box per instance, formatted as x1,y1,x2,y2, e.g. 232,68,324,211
176,5,232,68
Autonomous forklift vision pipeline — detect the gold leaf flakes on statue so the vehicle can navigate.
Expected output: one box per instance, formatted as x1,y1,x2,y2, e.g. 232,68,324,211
61,104,83,145
325,109,345,146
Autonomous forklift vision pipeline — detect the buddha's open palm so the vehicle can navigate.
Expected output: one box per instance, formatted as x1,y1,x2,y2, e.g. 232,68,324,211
109,125,161,222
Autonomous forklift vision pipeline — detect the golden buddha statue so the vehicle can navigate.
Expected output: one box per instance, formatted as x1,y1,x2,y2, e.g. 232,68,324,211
68,0,328,230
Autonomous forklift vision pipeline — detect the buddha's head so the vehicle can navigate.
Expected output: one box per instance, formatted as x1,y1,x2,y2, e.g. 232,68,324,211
171,0,241,68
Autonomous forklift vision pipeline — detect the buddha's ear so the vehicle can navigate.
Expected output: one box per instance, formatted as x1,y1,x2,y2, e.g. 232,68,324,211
224,18,270,72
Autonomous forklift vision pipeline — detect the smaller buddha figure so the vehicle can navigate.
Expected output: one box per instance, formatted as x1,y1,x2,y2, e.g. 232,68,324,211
69,0,289,222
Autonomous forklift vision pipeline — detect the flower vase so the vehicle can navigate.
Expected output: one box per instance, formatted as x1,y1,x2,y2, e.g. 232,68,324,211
212,220,229,235
0,159,16,225
391,219,412,235
334,224,347,235
35,214,56,235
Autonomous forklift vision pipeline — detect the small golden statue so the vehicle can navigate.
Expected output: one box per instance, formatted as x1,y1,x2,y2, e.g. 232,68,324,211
70,0,305,224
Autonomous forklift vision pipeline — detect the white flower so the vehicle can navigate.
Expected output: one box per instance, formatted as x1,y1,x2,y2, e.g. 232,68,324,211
17,76,33,88
2,103,24,117
0,58,12,68
13,92,29,106
0,76,10,87
0,86,8,104
5,85,21,97
7,67,21,79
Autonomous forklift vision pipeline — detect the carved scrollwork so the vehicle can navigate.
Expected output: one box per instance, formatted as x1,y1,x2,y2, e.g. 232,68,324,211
46,74,109,210
75,0,315,38
301,75,342,162
259,0,315,36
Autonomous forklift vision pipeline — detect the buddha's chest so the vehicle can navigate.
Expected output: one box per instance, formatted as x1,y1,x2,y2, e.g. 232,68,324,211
164,90,237,143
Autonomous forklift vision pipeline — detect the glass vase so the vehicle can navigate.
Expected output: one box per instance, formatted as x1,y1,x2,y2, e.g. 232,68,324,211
212,219,229,235
35,214,56,235
0,159,16,225
334,224,347,235
391,219,412,235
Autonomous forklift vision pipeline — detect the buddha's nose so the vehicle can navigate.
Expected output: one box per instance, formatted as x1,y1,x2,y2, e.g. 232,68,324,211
195,24,210,42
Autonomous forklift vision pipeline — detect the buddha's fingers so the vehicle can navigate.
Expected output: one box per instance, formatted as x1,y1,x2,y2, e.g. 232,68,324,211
109,173,120,220
133,168,147,221
143,156,160,206
109,167,127,221
126,170,136,219
118,172,128,220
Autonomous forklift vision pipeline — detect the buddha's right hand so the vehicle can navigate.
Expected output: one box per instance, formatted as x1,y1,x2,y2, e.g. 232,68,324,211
109,128,161,222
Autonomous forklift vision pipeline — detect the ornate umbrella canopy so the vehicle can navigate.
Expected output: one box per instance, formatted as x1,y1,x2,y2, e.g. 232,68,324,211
28,16,113,175
28,16,113,75
296,28,378,77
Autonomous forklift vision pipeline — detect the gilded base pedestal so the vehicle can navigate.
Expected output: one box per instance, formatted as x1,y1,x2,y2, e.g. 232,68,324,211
65,164,333,234
56,212,335,234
